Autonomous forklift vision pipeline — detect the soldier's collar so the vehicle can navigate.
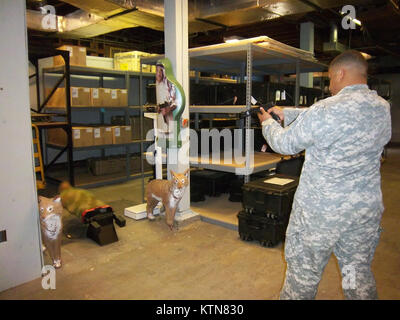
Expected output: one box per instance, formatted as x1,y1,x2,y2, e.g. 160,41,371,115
337,84,368,95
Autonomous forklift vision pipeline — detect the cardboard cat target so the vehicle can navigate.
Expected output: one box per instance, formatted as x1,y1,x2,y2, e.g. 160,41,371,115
146,169,189,230
38,196,63,268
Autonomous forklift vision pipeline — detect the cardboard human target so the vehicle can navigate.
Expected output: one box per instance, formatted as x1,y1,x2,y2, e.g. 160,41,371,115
155,58,185,148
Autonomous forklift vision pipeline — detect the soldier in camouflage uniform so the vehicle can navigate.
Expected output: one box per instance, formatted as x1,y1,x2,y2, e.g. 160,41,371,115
258,50,391,299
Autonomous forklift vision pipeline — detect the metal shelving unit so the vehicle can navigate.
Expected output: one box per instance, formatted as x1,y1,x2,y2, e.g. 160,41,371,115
42,63,156,188
141,36,327,183
29,46,75,186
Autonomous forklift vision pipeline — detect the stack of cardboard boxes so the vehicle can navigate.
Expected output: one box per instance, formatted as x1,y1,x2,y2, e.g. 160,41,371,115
88,155,153,176
47,125,133,148
48,45,129,108
90,88,128,107
46,87,128,108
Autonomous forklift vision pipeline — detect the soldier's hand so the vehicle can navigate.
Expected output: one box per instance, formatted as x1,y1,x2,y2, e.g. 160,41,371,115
257,107,272,124
268,106,284,122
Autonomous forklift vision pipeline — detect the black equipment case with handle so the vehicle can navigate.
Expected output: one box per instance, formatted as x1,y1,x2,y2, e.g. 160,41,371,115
238,174,299,247
237,211,287,247
241,174,299,219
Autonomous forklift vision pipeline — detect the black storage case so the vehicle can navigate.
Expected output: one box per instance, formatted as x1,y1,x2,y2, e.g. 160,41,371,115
190,170,233,197
238,210,287,247
83,207,126,246
228,177,244,202
190,180,206,202
242,174,299,219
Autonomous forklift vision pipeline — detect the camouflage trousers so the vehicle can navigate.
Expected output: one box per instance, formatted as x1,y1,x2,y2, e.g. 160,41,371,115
280,212,382,300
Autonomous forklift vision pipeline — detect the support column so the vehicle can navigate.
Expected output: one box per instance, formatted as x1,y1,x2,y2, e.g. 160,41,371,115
164,0,199,227
300,22,314,88
0,0,42,291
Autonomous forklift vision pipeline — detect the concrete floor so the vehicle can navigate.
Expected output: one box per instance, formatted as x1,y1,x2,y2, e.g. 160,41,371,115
1,149,399,300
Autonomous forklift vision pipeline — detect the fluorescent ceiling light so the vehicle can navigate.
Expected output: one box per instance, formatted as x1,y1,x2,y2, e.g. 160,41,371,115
224,36,243,44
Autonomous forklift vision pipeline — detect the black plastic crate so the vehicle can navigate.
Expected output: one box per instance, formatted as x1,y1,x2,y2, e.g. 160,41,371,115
191,170,233,197
228,177,244,202
237,210,287,247
190,181,206,202
242,174,299,219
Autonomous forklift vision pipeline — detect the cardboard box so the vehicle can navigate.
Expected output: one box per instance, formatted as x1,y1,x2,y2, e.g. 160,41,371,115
90,88,120,107
71,87,91,106
88,157,125,176
129,156,153,174
72,127,93,147
90,88,101,106
101,88,113,107
112,126,131,144
46,87,91,108
121,126,132,143
110,89,119,107
111,126,123,144
102,126,113,145
54,45,87,67
47,128,67,146
93,127,103,146
47,126,93,147
130,156,141,174
118,89,128,106
114,51,140,71
130,116,154,141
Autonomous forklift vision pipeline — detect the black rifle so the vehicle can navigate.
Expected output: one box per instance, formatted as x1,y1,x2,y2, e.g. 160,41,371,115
145,101,171,113
239,102,281,122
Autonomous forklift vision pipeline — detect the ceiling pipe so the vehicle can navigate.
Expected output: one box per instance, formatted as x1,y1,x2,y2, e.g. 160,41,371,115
26,8,104,33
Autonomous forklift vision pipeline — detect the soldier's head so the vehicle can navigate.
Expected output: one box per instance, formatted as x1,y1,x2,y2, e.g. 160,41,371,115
328,50,368,96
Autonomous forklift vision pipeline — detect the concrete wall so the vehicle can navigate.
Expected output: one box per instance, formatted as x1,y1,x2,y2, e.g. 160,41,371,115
375,74,400,143
0,0,43,292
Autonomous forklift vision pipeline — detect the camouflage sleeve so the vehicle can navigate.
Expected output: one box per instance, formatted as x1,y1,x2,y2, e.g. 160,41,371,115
283,107,308,127
262,104,329,155
384,103,392,144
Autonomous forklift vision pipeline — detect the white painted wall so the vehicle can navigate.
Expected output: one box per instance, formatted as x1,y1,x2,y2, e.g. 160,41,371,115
0,0,43,292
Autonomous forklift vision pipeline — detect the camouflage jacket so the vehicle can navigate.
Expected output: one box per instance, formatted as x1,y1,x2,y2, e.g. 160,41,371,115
262,84,391,229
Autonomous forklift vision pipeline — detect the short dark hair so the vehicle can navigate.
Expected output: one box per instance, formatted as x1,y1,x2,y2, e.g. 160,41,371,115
329,50,368,76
